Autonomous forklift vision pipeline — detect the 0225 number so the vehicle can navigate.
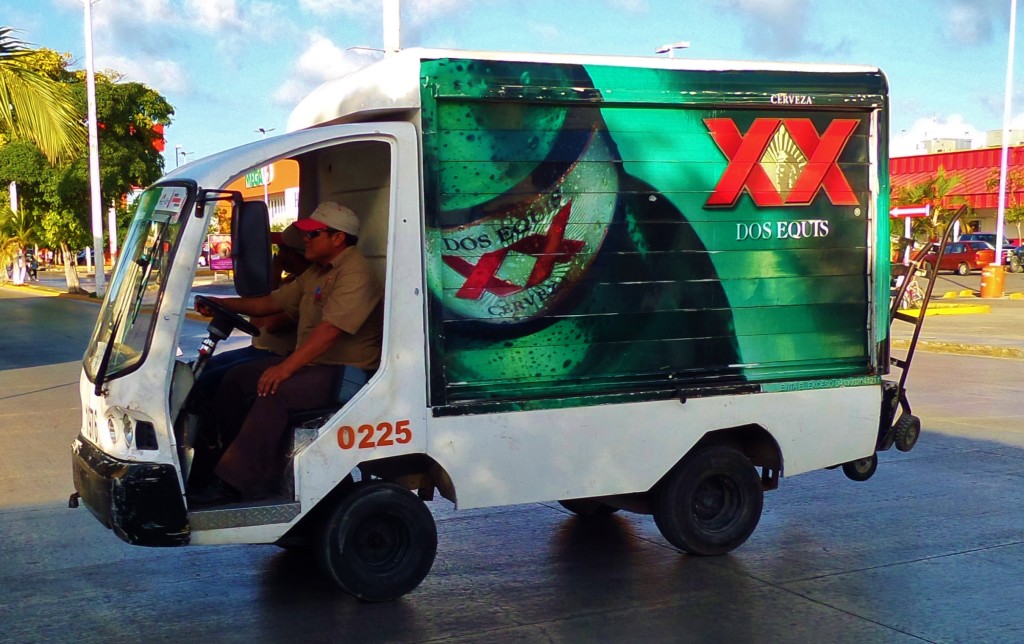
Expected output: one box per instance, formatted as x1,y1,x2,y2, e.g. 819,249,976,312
337,419,412,450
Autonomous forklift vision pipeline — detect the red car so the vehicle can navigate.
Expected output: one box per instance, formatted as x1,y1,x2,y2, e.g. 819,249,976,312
922,241,995,276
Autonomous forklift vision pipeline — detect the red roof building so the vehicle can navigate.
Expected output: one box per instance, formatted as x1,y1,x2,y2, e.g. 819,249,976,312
890,146,1024,214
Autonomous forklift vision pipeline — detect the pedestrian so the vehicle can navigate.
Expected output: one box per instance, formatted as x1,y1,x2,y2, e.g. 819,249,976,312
188,202,384,505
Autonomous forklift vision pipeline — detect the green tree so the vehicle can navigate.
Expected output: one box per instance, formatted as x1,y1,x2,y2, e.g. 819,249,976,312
0,28,84,164
0,226,20,284
892,167,969,243
0,205,39,284
986,168,1024,242
0,49,173,293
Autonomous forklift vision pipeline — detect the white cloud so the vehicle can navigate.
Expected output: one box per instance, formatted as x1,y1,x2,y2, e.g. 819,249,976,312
184,0,244,31
529,22,561,44
942,0,1006,45
298,0,378,17
714,0,820,57
95,54,190,94
411,0,464,12
272,35,381,106
607,0,648,11
892,112,1024,157
891,114,986,157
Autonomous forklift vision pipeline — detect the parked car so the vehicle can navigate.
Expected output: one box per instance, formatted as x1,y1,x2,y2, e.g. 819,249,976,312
957,233,1021,271
921,241,996,276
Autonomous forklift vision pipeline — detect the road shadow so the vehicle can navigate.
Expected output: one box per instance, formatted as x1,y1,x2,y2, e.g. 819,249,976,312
0,291,92,370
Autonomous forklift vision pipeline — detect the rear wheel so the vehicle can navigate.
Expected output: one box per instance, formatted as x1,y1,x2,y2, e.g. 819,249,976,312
956,262,971,276
653,446,763,556
920,261,934,278
316,482,437,602
1011,256,1023,273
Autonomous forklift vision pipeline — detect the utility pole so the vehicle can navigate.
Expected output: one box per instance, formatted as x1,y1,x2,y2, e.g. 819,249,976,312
384,0,401,56
84,0,105,295
995,0,1018,270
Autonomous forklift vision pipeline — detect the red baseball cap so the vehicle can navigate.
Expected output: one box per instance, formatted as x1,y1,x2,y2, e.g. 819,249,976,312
292,202,360,236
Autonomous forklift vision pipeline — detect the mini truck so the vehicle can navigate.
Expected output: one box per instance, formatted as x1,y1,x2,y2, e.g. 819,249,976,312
71,49,916,601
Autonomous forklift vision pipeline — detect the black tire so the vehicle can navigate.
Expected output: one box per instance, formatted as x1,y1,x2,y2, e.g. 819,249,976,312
316,482,437,602
920,261,933,278
893,413,921,452
653,446,763,556
558,499,619,518
1010,256,1022,273
956,262,970,276
842,454,877,482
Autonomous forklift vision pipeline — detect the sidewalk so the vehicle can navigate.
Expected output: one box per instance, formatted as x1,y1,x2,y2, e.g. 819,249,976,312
5,267,237,319
890,295,1024,360
7,269,1024,359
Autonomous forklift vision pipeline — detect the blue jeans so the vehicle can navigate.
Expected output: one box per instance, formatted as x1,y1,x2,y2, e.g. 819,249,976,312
197,345,279,395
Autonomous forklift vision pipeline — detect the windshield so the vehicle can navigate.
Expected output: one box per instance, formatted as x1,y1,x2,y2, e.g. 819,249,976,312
84,183,194,383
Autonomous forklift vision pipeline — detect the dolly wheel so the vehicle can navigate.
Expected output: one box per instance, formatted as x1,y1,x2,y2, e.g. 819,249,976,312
842,454,878,482
893,413,921,452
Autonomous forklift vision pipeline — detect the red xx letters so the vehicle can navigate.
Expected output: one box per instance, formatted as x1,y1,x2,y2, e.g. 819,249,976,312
704,118,860,208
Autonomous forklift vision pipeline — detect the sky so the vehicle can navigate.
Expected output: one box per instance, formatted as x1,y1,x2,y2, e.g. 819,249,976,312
7,0,1024,170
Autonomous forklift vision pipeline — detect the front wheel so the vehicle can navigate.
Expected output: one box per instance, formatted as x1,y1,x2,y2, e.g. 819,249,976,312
316,482,437,602
956,262,971,276
653,446,763,556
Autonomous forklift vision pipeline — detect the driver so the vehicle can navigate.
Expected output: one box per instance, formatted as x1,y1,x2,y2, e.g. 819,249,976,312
189,202,383,506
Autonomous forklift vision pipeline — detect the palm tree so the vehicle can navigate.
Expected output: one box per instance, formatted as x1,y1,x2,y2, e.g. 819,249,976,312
0,228,19,284
0,205,36,284
0,27,84,164
892,167,968,243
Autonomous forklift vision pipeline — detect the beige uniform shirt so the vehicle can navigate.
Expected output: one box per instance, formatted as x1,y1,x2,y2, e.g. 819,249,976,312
250,326,297,356
271,246,383,370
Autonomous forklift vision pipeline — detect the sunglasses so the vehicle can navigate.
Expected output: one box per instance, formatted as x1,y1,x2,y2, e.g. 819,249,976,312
303,228,339,240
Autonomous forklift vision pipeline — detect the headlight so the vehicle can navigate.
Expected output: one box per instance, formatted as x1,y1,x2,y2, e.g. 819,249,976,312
107,417,118,444
122,414,134,447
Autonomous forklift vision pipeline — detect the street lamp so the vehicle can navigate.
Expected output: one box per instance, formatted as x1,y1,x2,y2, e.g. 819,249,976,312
174,144,193,168
656,41,691,58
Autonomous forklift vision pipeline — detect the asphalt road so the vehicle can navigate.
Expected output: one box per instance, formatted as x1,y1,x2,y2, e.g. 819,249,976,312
2,288,1023,643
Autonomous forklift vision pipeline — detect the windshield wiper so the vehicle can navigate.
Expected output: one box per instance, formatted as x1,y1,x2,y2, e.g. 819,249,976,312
93,316,122,397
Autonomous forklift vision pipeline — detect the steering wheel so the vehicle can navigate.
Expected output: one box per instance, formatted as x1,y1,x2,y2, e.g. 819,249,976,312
195,295,260,337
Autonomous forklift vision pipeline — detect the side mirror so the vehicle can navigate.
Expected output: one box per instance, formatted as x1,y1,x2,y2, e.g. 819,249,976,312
232,200,272,297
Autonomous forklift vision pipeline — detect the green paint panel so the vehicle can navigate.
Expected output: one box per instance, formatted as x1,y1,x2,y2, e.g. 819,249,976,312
421,57,887,408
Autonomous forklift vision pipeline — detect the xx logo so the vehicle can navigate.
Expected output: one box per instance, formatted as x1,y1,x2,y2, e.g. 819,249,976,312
704,117,860,208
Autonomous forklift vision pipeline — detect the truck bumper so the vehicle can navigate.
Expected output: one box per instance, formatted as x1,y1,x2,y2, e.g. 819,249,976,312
71,436,190,547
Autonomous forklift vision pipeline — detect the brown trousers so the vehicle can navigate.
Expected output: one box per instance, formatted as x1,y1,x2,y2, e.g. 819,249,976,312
212,356,338,496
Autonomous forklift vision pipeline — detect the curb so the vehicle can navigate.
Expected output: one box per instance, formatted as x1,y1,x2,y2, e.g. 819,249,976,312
891,338,1024,361
897,302,992,316
941,290,1024,300
0,283,66,298
1,283,210,322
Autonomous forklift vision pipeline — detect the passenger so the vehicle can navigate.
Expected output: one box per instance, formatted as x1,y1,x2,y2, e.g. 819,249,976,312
188,202,383,506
